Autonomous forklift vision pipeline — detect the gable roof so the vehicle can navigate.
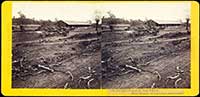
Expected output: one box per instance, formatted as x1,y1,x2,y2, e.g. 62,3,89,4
111,24,131,27
154,20,182,24
63,20,91,25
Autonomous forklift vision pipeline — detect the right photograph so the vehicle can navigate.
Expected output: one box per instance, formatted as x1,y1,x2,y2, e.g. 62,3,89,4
101,2,190,88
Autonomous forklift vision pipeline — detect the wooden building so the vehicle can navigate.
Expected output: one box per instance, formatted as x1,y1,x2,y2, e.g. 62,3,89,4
56,20,92,28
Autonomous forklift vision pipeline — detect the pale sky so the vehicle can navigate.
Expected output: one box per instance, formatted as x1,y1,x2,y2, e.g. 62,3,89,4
12,2,190,22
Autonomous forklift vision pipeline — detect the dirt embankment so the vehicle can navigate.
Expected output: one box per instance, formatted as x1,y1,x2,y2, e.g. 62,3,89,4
12,27,190,89
101,30,190,88
12,29,101,88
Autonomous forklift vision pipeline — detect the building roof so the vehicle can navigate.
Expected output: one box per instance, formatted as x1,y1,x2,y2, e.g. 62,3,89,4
154,20,182,24
63,20,91,25
111,24,131,27
21,24,41,27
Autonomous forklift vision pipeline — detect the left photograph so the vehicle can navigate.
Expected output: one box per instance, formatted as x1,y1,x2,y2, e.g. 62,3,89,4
12,2,102,88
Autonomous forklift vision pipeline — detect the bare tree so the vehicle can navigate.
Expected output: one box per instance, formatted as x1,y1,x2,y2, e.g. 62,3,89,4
94,10,102,33
184,9,190,34
17,11,26,32
107,11,116,18
107,11,116,32
186,18,190,32
18,11,26,19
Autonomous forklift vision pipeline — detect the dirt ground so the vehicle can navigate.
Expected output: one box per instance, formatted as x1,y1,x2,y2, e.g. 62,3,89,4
101,27,190,88
12,26,190,89
12,27,101,88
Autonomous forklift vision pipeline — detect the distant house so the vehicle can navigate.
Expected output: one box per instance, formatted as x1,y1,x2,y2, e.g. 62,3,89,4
146,20,183,28
111,24,131,31
155,20,182,27
12,24,41,32
101,23,130,31
22,24,41,31
145,20,158,27
101,17,130,31
101,17,129,25
56,20,91,28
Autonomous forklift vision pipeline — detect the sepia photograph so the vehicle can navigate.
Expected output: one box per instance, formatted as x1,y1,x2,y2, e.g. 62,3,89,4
12,2,191,89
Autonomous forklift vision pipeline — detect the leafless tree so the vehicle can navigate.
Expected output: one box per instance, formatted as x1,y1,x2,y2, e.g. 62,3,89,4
107,11,116,32
107,11,116,18
94,10,102,33
17,11,26,32
186,18,190,31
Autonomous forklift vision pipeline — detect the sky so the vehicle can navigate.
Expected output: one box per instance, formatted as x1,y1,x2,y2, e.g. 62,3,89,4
12,2,190,22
